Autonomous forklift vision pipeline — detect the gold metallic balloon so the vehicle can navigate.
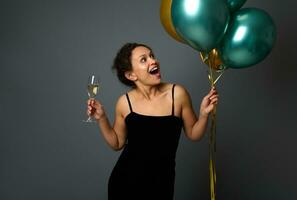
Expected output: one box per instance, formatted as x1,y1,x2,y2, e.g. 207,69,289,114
200,49,224,71
160,0,185,43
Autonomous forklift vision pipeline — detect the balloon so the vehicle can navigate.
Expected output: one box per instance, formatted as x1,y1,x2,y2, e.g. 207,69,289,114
218,8,276,69
160,0,185,43
200,49,225,71
227,0,247,13
171,0,230,52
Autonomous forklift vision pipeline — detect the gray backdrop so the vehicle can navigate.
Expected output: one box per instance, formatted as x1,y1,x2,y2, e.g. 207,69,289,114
1,0,297,199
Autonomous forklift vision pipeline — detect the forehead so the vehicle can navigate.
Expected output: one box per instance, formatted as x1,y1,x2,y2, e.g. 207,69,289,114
131,46,152,58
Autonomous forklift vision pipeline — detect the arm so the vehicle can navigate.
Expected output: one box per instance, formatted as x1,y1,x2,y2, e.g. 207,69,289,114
176,85,218,141
87,95,127,151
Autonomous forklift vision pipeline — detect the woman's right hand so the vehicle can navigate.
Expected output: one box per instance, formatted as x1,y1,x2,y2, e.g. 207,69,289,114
87,99,106,121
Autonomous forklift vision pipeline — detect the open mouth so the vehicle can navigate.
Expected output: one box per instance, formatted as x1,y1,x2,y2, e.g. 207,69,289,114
149,66,159,75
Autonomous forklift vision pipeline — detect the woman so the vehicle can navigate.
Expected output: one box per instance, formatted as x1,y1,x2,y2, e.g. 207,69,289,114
87,43,218,200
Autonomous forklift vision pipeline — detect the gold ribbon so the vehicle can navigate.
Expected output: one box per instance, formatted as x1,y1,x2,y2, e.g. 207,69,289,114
200,49,225,200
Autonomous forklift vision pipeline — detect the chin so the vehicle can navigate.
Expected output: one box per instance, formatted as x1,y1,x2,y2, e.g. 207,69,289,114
154,80,162,86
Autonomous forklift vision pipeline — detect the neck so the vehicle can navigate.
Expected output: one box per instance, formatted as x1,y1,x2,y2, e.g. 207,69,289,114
135,84,162,100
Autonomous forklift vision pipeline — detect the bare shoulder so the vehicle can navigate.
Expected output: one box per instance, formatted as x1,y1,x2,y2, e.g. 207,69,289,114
171,84,193,117
116,94,127,106
159,82,181,93
173,84,191,101
115,93,130,117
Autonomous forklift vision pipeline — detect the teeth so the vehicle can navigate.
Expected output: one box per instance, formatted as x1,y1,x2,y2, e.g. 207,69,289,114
149,66,158,73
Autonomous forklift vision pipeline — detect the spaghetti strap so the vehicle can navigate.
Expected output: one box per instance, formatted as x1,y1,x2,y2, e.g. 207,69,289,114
126,93,133,112
172,84,176,116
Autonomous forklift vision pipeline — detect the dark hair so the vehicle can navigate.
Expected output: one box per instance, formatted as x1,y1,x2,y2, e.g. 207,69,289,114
112,42,152,87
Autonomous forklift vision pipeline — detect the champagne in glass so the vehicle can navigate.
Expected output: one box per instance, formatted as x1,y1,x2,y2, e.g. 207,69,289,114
87,83,99,99
83,75,99,123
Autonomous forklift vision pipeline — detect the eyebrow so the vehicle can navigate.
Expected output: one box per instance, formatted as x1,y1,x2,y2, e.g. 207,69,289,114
137,51,152,59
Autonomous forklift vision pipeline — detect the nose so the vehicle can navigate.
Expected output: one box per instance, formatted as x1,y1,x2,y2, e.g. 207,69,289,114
149,57,158,66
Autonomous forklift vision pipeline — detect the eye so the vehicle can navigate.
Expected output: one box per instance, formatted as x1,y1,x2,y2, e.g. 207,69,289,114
140,57,147,63
150,53,155,59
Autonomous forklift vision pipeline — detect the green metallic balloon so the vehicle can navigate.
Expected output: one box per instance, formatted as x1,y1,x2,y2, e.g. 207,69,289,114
218,8,276,69
227,0,247,13
171,0,230,52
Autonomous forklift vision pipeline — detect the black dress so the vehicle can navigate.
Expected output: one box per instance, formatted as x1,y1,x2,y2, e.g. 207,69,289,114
108,84,183,200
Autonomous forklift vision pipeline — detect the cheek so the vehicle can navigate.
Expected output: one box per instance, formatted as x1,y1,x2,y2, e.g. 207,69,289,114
133,64,148,74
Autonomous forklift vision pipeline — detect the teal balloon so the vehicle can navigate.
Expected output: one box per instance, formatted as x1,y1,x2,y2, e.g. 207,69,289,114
218,8,276,69
171,0,230,52
227,0,247,13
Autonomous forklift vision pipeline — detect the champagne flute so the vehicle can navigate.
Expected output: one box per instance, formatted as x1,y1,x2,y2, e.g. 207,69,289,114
83,75,99,123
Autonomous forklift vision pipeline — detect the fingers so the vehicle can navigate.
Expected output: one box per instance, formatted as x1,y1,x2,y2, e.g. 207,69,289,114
210,87,217,95
206,91,219,109
86,99,102,108
86,100,94,116
210,93,219,103
205,87,217,99
210,98,218,105
87,105,94,116
200,87,219,114
209,94,219,100
86,99,104,117
87,99,96,106
205,93,219,104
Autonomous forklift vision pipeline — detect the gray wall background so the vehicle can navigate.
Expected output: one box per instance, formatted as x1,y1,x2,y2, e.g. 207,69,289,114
1,0,297,199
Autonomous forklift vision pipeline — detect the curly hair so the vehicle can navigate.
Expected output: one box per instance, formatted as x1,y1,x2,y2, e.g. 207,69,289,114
112,43,152,87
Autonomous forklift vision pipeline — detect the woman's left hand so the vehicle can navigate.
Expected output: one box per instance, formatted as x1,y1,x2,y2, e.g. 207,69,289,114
199,87,219,117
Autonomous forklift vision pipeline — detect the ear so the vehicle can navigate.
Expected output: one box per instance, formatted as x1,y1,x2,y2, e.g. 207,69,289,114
125,71,138,82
